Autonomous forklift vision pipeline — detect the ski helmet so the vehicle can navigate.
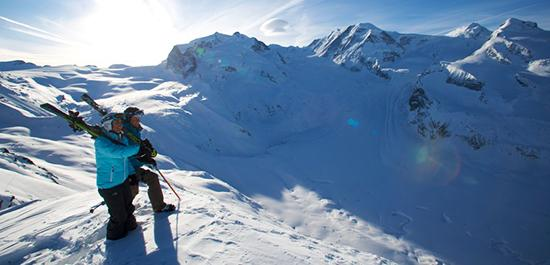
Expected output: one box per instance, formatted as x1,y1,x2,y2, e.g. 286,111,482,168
101,113,125,131
124,107,144,119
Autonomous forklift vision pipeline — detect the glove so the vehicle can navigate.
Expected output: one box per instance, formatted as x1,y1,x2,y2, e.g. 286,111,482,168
67,110,84,132
142,139,153,149
137,141,152,157
142,139,157,157
137,156,157,166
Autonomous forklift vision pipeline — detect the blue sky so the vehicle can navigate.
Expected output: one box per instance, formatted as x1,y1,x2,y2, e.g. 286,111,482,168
1,0,549,67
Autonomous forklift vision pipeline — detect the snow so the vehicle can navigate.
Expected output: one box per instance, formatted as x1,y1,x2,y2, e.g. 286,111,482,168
527,59,550,77
0,60,39,71
0,173,400,264
445,23,491,40
1,17,550,264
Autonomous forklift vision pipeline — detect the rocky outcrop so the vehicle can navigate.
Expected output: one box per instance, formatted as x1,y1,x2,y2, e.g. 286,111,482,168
166,46,198,78
444,64,484,91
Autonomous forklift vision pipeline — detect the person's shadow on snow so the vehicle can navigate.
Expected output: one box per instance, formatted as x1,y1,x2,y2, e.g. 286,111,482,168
104,226,147,264
103,214,179,265
143,213,179,264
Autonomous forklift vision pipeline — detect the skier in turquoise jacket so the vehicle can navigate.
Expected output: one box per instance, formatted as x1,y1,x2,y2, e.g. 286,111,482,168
95,112,148,240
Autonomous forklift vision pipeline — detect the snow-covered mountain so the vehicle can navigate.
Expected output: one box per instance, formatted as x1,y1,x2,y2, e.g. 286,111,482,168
0,60,39,71
445,23,491,40
1,17,549,265
308,22,490,79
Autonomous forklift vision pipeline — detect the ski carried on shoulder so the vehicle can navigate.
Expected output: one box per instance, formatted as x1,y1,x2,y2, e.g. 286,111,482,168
41,103,125,146
81,93,109,116
80,93,141,144
40,103,102,138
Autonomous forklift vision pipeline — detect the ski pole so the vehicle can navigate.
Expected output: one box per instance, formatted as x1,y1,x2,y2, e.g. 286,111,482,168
90,201,105,213
153,165,181,201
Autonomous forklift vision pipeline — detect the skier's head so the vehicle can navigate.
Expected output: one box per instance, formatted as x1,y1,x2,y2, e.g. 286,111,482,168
101,113,125,133
124,107,144,128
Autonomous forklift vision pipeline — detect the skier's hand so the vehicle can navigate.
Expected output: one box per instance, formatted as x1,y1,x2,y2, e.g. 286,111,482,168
142,139,153,149
137,156,157,166
137,141,152,157
142,139,157,157
67,110,84,132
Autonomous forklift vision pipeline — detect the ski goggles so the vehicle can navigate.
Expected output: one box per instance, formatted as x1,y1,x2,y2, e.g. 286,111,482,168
126,110,144,119
101,113,125,131
101,113,125,123
112,113,126,121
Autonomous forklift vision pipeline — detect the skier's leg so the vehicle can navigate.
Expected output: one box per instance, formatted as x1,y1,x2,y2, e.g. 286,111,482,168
136,168,165,211
98,183,129,240
121,179,137,231
128,174,139,200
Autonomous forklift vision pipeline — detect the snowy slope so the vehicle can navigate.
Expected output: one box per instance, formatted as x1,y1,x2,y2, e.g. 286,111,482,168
1,17,550,265
0,65,440,264
0,170,401,265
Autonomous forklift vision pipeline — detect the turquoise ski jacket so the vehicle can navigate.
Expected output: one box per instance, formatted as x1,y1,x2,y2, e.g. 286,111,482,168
94,130,140,189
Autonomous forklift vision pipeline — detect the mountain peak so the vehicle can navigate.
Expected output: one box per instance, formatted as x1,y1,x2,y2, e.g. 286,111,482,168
446,23,491,39
355,22,383,32
500,18,538,31
494,17,542,38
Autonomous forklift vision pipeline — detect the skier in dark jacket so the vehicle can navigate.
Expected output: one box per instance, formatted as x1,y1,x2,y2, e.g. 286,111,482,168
95,113,149,240
123,107,175,212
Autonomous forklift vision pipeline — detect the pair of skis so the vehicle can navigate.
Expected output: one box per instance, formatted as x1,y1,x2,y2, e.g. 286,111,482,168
41,93,131,142
40,102,102,138
81,94,142,144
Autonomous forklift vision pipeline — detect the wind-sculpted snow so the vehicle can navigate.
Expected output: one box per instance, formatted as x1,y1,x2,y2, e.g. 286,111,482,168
444,63,484,90
1,17,550,265
0,170,410,264
528,59,550,77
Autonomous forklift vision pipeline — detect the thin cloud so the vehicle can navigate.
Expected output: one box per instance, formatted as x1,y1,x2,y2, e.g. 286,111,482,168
0,46,59,65
7,26,74,45
0,15,78,45
475,3,542,24
242,0,304,32
261,18,290,36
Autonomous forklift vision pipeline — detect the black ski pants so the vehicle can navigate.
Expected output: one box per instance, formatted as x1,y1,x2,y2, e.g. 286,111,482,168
98,179,137,240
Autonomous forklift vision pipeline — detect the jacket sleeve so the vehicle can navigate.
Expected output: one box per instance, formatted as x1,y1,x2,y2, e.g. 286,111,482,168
95,137,140,158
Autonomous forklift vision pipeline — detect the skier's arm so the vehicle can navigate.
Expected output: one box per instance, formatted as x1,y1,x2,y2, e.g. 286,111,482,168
95,137,139,158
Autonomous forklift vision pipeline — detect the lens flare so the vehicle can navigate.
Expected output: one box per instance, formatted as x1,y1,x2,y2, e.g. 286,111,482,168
347,118,359,128
416,146,429,163
411,142,462,184
195,47,205,57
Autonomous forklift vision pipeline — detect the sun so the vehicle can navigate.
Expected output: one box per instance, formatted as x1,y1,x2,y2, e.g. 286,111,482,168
74,0,178,66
